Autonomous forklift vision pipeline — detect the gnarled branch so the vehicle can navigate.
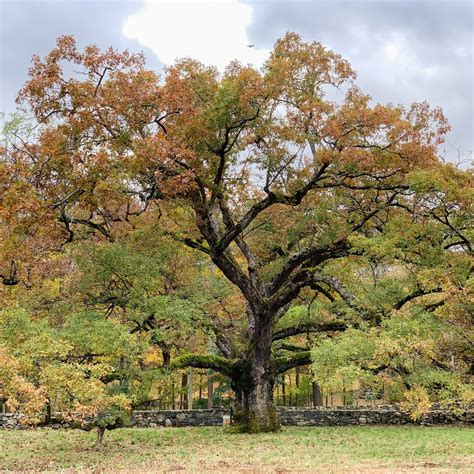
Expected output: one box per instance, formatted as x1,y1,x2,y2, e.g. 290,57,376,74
272,321,347,341
170,353,236,377
274,351,312,374
394,287,443,310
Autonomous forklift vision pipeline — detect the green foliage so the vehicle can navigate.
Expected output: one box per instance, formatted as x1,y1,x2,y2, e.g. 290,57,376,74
1,34,472,433
0,305,143,424
312,309,473,416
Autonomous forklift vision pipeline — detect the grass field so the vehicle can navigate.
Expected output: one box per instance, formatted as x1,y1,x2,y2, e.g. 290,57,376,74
0,425,472,472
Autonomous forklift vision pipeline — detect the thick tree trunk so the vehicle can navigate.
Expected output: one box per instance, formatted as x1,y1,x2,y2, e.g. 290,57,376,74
232,316,280,432
232,371,278,432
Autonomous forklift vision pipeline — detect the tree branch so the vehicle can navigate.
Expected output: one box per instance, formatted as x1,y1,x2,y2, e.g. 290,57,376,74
168,234,211,255
216,163,329,253
312,274,357,308
274,351,312,374
268,240,349,295
218,197,261,289
394,287,443,310
170,353,236,377
274,342,309,352
272,321,347,341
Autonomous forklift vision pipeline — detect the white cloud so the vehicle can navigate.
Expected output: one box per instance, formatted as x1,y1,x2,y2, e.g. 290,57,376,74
381,37,440,79
123,0,269,71
383,42,401,62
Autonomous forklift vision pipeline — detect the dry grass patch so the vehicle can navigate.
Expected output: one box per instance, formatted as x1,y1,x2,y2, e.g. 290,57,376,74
0,425,472,472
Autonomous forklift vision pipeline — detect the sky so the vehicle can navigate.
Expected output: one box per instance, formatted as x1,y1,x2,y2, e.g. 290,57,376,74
1,0,473,162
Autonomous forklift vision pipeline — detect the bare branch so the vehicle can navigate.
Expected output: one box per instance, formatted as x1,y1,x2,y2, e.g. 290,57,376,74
216,163,330,253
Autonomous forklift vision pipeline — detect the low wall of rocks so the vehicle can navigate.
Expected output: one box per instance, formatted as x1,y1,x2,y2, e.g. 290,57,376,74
0,413,25,429
1,406,472,429
276,406,473,426
132,408,228,427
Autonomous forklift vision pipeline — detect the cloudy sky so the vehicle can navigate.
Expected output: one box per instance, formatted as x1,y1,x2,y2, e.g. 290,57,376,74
1,0,472,161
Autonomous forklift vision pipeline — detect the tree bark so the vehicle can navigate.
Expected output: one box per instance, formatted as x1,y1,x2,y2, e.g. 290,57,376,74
295,367,300,406
232,316,280,432
198,372,203,403
95,426,106,450
172,377,175,410
207,371,214,409
181,373,188,410
312,381,323,407
281,374,286,406
187,367,194,410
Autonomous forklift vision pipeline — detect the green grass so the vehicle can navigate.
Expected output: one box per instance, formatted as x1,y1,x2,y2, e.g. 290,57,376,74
1,426,472,472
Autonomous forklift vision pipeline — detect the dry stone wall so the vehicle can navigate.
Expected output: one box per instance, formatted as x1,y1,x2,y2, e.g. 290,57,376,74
1,406,472,429
132,408,228,427
0,413,25,429
276,406,473,426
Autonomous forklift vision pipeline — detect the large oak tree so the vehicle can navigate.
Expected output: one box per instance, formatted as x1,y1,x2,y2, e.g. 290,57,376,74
2,33,470,431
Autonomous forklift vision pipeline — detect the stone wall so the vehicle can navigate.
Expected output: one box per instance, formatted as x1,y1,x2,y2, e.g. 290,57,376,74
0,413,24,429
1,406,472,429
276,406,473,426
132,408,228,427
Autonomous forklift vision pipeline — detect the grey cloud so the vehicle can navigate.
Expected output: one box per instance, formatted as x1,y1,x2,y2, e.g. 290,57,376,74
1,0,162,113
1,0,472,161
245,0,473,159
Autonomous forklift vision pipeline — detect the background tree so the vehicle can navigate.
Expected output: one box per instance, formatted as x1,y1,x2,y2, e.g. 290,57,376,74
0,307,139,448
311,165,473,413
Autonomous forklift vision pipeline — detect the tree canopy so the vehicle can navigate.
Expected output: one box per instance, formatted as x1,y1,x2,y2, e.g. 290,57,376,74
1,32,472,433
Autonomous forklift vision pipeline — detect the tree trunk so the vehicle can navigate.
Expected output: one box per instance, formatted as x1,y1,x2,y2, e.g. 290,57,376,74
232,316,280,432
312,381,322,407
45,398,52,424
95,426,106,450
289,372,293,406
295,367,300,406
207,371,214,409
281,374,286,406
187,367,194,410
162,349,171,368
199,372,203,403
172,377,176,410
181,372,188,409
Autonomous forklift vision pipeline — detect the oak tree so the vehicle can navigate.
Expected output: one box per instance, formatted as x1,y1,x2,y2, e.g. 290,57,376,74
2,32,470,432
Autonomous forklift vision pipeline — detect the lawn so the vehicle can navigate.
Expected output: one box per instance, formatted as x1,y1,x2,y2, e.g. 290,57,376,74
0,426,472,472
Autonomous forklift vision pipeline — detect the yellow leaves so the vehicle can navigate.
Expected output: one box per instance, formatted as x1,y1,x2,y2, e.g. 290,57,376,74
0,348,48,424
70,393,131,421
401,385,432,420
456,384,474,407
144,347,162,366
408,164,474,202
415,268,446,289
